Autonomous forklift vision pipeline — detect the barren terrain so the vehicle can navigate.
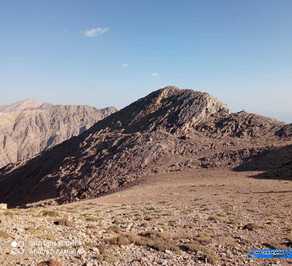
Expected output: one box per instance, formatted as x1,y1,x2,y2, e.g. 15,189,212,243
0,87,291,266
1,87,291,207
1,169,291,266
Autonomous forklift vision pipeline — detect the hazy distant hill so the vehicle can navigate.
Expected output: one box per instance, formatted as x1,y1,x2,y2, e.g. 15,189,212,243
0,99,117,168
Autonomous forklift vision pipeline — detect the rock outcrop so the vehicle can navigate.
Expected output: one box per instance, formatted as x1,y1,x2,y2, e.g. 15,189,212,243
276,124,292,138
0,86,291,206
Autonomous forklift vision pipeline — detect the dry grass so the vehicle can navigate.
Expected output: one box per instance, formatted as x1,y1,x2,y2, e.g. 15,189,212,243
179,242,218,264
106,231,180,252
1,169,292,266
25,226,55,240
80,213,101,222
105,230,218,263
194,232,213,245
40,210,60,217
107,225,121,233
0,210,14,217
242,223,258,231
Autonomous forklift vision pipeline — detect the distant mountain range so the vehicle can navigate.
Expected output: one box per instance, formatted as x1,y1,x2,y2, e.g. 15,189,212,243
0,87,291,207
0,99,117,168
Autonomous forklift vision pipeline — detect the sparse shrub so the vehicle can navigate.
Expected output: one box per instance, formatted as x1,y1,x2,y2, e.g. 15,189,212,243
242,223,257,231
195,232,212,245
40,210,60,217
1,210,14,217
37,258,62,266
179,242,218,264
105,231,180,252
137,231,179,252
53,218,72,227
80,213,100,222
26,226,54,240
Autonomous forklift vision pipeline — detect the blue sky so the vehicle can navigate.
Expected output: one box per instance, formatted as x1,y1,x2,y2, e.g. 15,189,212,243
0,0,291,122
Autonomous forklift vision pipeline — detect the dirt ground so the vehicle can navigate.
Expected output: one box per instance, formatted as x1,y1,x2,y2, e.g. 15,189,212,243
0,169,292,265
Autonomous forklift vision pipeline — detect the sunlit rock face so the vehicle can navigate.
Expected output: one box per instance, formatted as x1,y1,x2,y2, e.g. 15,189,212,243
0,99,117,168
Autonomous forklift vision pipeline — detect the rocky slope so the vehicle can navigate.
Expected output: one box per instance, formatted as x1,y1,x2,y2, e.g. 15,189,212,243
0,99,116,168
0,87,291,206
1,169,292,266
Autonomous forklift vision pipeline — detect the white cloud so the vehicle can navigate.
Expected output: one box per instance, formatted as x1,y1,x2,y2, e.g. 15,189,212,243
151,72,159,77
82,27,110,38
122,64,129,68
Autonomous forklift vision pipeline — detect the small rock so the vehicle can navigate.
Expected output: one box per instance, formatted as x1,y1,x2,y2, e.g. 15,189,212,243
242,223,257,231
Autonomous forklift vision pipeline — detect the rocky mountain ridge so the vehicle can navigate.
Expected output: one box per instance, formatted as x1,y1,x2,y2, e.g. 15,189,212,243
0,100,116,168
0,87,291,206
0,99,46,112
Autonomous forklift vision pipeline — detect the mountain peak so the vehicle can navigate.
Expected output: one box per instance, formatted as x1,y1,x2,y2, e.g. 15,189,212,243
0,86,288,207
0,99,45,113
101,86,230,134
